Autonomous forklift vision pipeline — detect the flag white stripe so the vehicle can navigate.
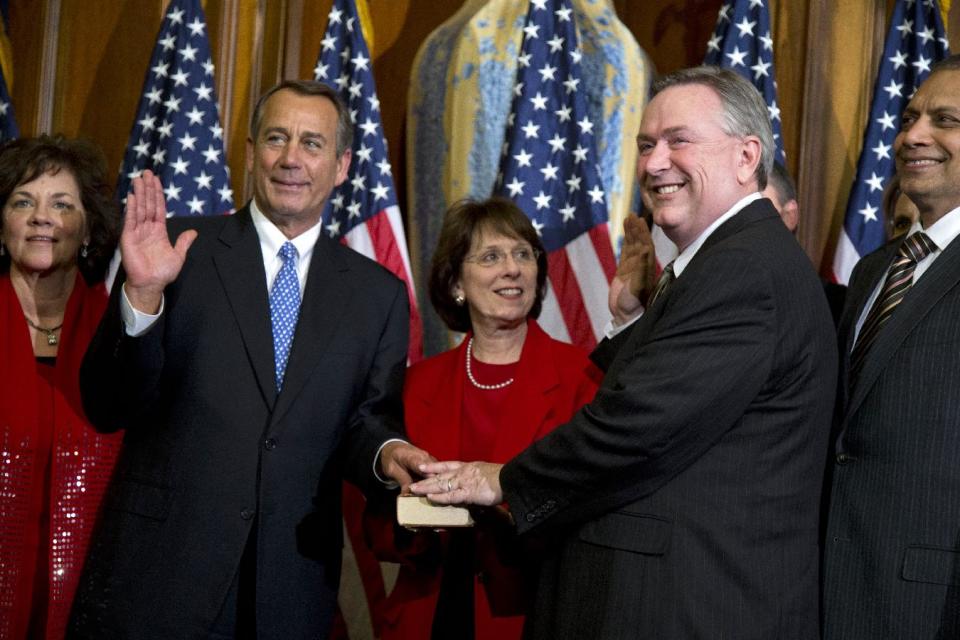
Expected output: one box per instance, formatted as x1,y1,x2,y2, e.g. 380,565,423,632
344,222,376,261
832,230,859,285
566,233,611,341
539,284,572,344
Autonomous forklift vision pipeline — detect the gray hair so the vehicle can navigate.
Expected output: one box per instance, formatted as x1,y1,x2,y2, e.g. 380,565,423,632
652,66,774,190
766,161,797,206
249,80,353,157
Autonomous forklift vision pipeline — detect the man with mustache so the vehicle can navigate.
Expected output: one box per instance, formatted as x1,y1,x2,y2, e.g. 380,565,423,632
412,66,836,638
822,55,960,638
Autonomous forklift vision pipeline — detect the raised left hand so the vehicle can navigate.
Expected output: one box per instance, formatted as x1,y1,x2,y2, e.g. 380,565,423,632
409,460,504,506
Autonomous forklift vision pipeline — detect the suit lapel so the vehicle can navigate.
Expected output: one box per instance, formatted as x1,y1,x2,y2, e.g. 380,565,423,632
491,322,559,461
212,207,276,409
846,236,960,419
606,200,779,381
271,235,352,425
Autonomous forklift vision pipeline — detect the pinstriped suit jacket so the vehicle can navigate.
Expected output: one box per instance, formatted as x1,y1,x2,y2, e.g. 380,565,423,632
500,200,837,639
823,231,960,639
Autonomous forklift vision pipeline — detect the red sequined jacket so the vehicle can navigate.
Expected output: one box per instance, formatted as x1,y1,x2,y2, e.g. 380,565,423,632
0,273,121,639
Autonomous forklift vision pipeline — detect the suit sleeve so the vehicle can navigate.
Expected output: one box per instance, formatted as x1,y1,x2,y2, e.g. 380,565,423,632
79,273,168,433
338,276,410,493
502,247,778,533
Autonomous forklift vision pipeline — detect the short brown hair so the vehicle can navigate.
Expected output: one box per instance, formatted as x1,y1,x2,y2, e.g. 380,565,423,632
249,80,353,157
0,134,119,283
429,197,548,333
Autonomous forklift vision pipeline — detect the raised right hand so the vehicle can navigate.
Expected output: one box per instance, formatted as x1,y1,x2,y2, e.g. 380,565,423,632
608,214,655,325
120,169,197,313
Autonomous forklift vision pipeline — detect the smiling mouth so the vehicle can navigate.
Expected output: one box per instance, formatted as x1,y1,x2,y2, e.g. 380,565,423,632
648,183,684,195
495,287,523,297
26,236,55,242
901,158,942,168
272,179,309,189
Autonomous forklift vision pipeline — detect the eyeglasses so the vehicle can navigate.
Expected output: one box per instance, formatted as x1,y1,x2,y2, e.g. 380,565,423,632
464,247,541,267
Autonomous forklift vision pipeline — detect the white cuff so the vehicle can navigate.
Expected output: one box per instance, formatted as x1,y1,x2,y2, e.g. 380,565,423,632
374,438,408,488
604,310,643,339
121,284,164,337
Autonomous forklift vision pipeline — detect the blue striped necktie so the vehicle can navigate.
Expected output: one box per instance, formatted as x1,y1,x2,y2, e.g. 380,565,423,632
269,241,301,391
849,231,937,387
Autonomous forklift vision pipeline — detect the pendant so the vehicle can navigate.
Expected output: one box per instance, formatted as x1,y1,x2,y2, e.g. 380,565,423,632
46,332,58,346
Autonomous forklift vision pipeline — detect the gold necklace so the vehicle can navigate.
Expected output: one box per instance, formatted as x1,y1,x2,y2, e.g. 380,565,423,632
25,316,64,346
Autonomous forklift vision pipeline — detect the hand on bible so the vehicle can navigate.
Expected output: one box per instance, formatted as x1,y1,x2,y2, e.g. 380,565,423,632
409,460,504,506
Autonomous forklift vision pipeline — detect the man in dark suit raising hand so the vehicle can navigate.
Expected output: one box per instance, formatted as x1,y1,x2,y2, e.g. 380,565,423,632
412,66,836,639
71,81,431,639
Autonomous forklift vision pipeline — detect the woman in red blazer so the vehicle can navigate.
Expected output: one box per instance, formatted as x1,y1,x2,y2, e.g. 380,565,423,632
373,198,601,640
0,135,121,639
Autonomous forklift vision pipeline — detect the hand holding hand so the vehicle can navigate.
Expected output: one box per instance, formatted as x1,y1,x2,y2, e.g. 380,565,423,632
121,170,198,313
608,215,655,325
409,460,504,507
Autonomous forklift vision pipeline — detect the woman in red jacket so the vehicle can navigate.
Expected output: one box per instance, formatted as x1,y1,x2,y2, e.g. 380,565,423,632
0,135,121,639
375,197,601,639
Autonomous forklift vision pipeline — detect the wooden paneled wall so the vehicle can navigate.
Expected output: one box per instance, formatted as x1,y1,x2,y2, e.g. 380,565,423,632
6,0,957,276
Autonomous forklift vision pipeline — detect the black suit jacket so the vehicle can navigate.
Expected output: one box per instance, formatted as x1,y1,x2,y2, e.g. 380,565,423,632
501,200,837,639
823,231,960,639
70,206,408,639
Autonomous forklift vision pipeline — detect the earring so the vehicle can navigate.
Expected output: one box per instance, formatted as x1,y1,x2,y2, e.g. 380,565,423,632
454,294,465,306
80,243,89,258
0,242,4,257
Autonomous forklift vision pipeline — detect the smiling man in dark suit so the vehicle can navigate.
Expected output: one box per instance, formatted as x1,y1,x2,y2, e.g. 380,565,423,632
411,66,836,639
70,80,431,639
822,55,960,639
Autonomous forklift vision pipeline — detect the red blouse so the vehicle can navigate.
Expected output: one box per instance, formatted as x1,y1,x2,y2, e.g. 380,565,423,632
374,320,602,640
0,273,122,639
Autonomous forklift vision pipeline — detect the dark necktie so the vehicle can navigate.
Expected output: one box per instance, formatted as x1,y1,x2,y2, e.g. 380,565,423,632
269,241,301,391
849,231,937,386
648,260,676,307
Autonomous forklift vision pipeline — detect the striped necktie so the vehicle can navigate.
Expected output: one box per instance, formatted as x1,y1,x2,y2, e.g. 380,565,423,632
849,231,937,386
648,260,676,308
269,241,301,391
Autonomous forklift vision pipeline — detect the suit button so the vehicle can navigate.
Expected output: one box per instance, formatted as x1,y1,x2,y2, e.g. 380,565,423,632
836,452,850,464
240,508,255,520
525,513,537,523
264,438,277,451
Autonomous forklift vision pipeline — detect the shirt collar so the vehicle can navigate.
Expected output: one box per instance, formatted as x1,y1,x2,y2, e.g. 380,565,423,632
912,203,960,254
673,192,762,277
249,198,323,260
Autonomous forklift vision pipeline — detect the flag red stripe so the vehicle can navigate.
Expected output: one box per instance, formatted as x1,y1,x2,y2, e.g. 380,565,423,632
547,248,597,350
588,224,617,280
364,211,424,362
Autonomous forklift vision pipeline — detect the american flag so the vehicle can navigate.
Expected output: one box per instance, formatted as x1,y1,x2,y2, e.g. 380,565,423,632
494,0,616,350
116,0,233,217
704,0,785,165
832,0,949,284
315,0,423,362
0,64,16,143
0,6,18,142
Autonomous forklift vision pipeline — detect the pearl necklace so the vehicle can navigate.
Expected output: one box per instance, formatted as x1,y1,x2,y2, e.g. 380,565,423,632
466,337,515,390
